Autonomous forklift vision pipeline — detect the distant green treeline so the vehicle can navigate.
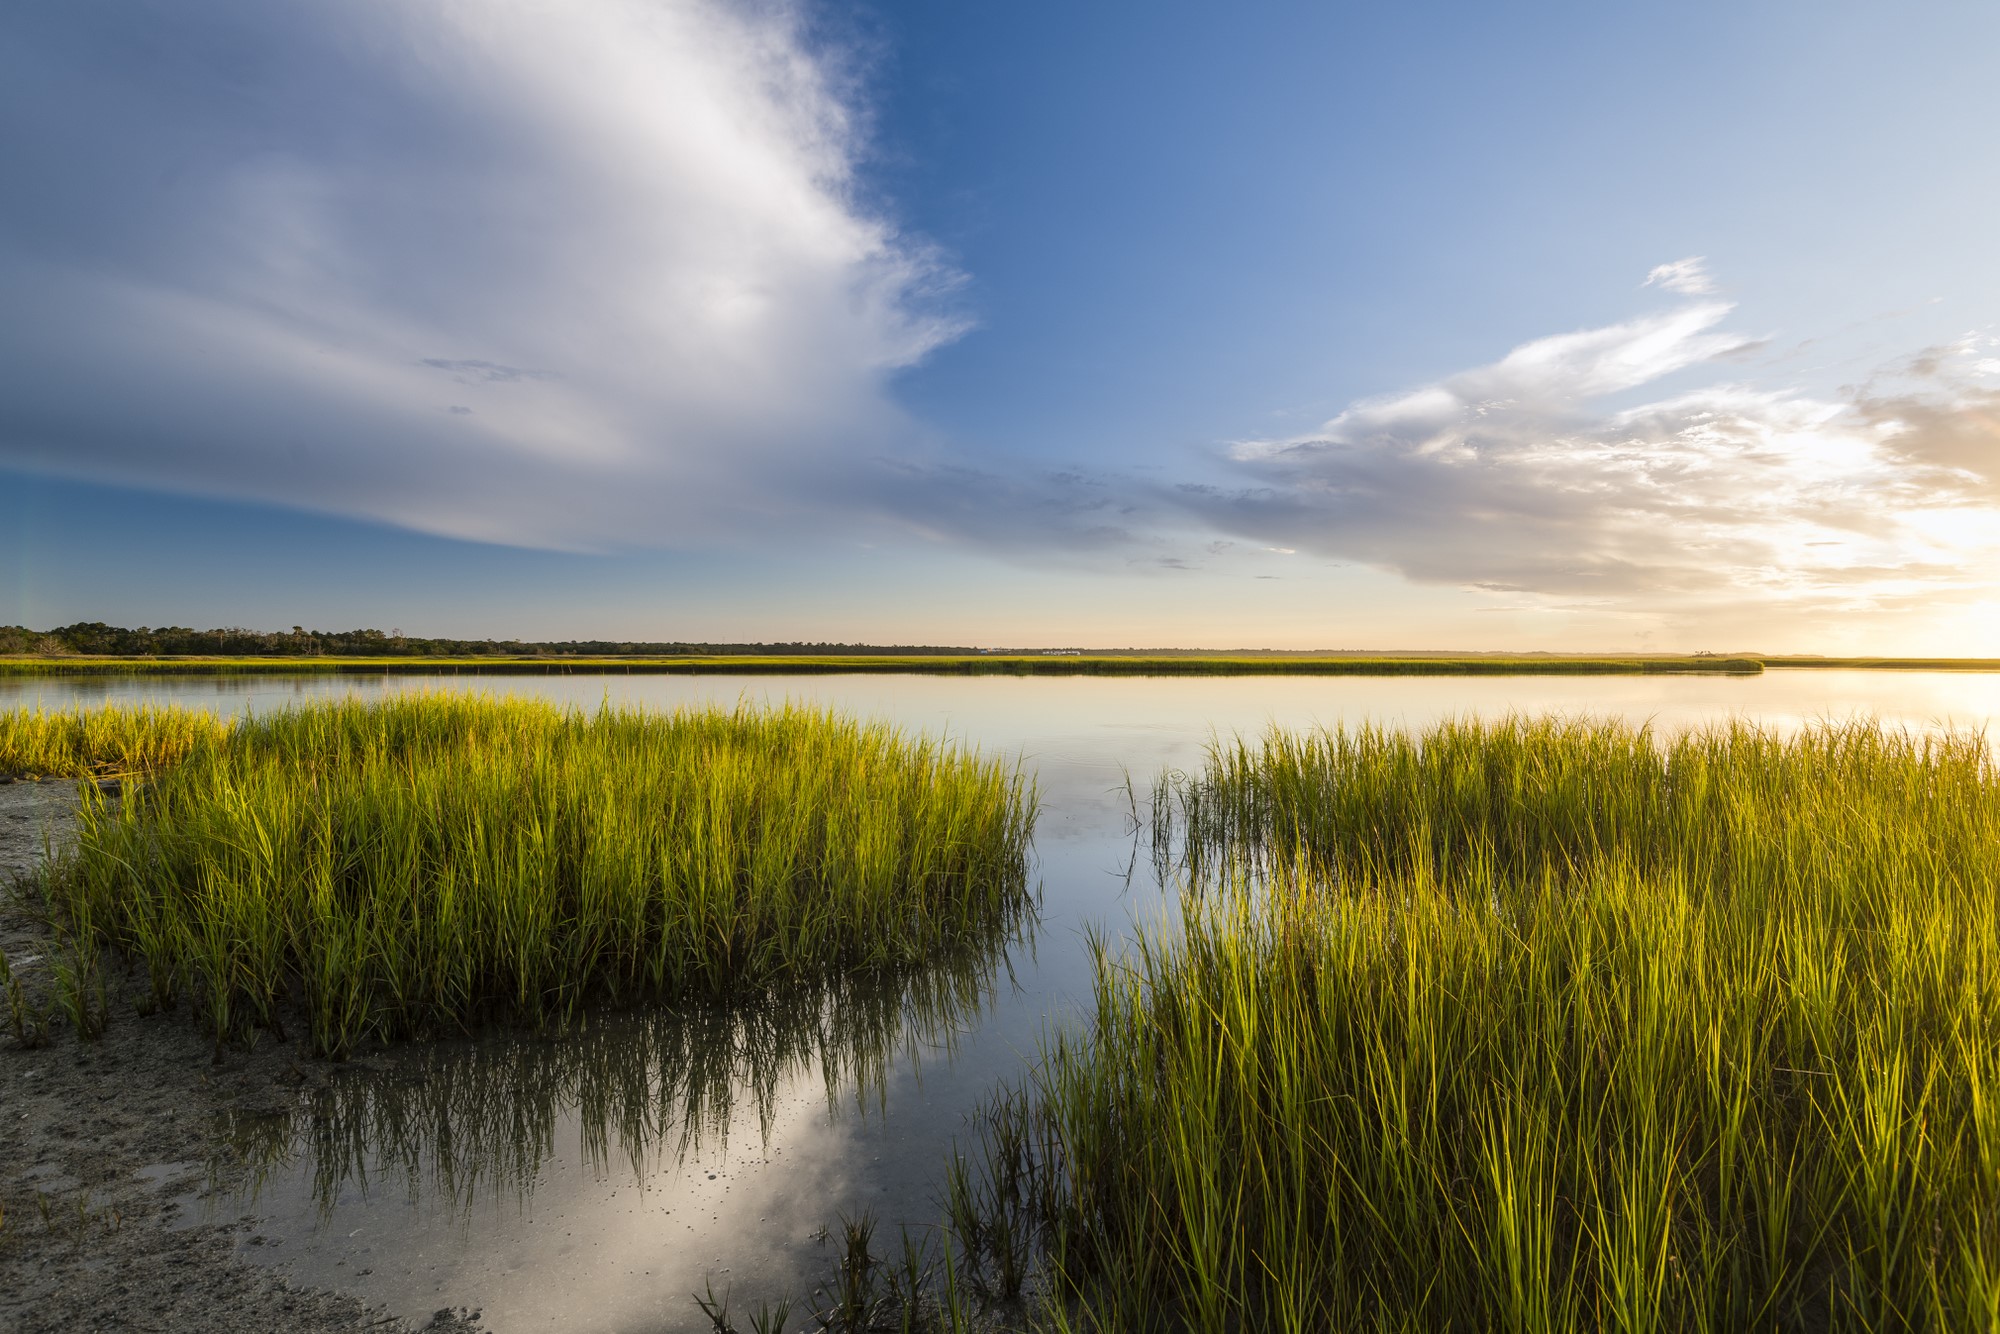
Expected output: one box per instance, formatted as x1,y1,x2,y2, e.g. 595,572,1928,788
9,625,1996,675
0,621,982,659
0,653,1766,678
0,622,1777,676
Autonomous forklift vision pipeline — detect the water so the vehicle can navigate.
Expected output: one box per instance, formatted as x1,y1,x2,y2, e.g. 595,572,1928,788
11,669,2000,1330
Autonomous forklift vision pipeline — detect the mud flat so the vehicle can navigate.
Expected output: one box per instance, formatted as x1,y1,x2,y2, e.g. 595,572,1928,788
0,780,483,1334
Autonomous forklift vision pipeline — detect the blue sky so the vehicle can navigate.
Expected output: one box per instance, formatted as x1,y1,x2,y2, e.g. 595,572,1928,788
5,0,1998,650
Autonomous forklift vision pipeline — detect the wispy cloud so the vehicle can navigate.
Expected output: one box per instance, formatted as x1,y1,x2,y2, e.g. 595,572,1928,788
0,0,962,549
1178,281,2000,617
1642,256,1718,296
419,360,565,385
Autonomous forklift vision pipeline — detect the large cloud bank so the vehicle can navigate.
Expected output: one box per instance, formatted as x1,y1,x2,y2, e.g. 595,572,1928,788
0,0,959,547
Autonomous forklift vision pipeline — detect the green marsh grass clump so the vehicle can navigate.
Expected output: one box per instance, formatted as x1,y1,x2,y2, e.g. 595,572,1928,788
983,717,2000,1332
0,703,230,777
39,695,1033,1056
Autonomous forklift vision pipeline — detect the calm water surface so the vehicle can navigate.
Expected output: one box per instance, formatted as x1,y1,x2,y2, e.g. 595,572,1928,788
10,670,1999,1331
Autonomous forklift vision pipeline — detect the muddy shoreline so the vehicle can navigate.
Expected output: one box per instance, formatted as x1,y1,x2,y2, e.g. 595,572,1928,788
0,780,483,1334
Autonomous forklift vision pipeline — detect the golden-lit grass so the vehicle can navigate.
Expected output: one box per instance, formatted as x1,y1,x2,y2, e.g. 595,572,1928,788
1759,657,2000,671
35,695,1034,1057
964,717,2000,1332
0,704,232,777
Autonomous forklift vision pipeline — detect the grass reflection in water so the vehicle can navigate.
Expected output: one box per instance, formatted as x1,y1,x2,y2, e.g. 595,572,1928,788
217,910,1029,1224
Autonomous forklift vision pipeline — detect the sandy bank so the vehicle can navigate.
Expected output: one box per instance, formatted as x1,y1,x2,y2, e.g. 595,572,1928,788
0,780,483,1334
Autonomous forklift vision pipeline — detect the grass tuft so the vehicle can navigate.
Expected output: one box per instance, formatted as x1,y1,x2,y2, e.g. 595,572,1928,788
28,694,1034,1056
983,716,2000,1332
0,703,230,777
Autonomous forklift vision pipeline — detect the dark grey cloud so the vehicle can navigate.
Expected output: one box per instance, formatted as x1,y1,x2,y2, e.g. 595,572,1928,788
858,459,1147,553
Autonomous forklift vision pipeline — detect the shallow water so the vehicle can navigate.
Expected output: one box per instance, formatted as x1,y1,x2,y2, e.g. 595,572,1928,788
11,669,2000,1330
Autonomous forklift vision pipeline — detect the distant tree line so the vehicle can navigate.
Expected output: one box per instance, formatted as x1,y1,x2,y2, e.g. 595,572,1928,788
0,623,980,658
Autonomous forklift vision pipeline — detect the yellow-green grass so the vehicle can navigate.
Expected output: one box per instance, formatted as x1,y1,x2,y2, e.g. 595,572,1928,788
1759,657,2000,672
0,653,1765,677
32,695,1034,1057
0,703,232,777
967,718,2000,1332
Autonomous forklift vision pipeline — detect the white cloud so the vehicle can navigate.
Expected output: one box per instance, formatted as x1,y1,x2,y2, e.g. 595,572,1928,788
1642,256,1718,296
0,0,961,549
1184,296,2000,617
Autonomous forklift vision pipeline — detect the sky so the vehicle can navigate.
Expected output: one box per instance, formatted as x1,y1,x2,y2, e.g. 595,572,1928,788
4,0,1998,651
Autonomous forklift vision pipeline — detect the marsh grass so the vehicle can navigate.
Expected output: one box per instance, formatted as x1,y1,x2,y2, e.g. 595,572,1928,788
34,695,1034,1056
978,717,2000,1332
0,703,229,777
0,947,52,1048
